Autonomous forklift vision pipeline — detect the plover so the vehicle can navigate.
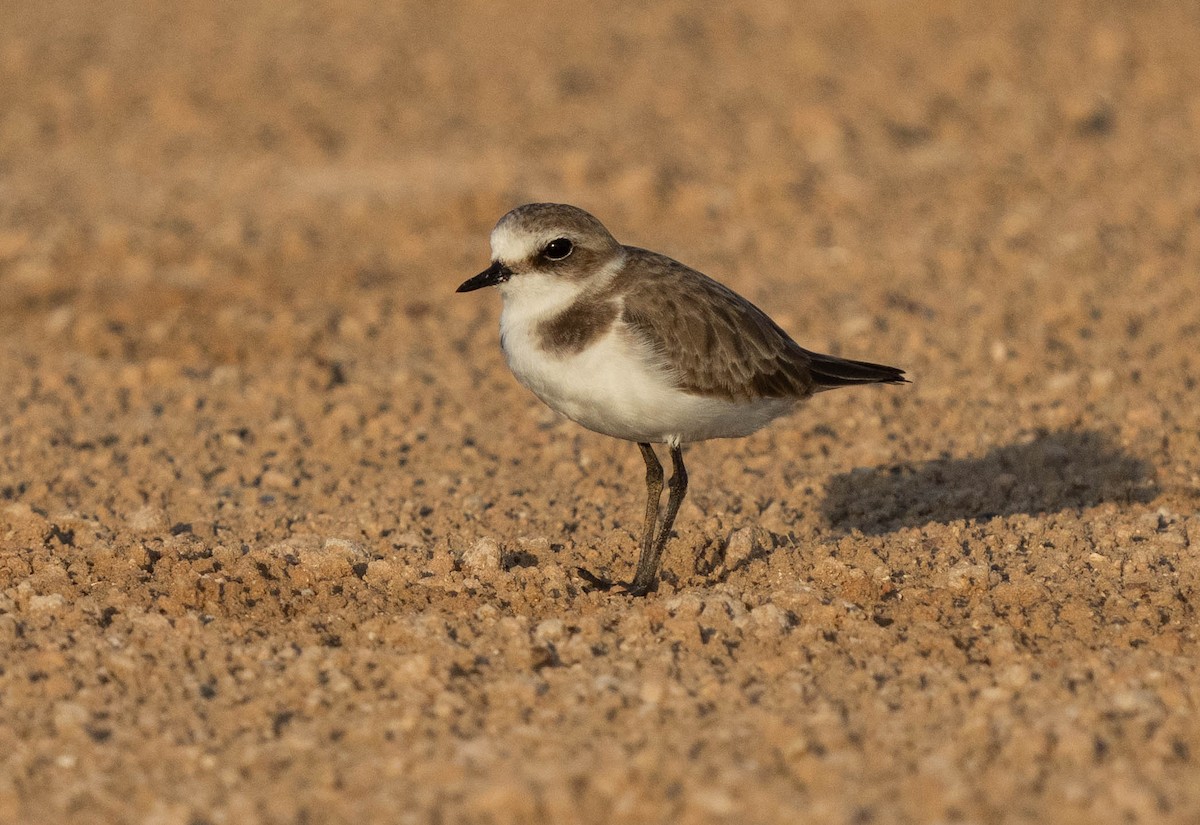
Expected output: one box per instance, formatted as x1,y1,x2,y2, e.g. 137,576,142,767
458,203,907,595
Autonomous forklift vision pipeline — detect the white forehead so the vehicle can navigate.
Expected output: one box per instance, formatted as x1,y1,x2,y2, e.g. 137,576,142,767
489,220,545,264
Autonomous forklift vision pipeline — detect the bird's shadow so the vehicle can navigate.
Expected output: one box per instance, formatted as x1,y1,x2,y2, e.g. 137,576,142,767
821,429,1157,535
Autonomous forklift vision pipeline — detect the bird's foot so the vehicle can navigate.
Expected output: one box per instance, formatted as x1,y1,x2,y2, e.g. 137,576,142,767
620,578,655,597
575,567,616,591
575,567,656,597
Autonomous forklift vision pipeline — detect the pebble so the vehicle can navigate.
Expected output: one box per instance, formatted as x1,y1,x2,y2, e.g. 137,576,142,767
461,537,502,574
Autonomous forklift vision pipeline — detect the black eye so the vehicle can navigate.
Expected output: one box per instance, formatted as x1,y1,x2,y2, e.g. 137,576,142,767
543,238,573,261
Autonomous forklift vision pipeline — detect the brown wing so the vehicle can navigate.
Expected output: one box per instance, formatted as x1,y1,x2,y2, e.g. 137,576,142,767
616,248,908,402
616,249,819,402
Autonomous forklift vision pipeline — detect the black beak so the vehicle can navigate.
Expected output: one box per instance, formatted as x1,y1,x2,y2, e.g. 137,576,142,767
456,261,512,293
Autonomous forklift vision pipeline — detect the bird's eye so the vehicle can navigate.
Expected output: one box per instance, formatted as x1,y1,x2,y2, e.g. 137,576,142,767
543,238,573,261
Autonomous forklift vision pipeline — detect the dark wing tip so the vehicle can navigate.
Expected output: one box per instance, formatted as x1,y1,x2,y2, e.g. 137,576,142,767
804,351,910,389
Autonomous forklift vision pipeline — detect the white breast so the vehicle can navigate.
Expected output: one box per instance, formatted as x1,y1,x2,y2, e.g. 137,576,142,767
499,299,797,445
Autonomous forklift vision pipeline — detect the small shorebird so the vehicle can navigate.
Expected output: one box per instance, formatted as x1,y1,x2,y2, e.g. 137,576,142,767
458,203,907,595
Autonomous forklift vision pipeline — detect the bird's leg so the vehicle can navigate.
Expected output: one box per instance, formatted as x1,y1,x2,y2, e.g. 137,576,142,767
636,442,664,561
625,443,687,596
577,442,663,593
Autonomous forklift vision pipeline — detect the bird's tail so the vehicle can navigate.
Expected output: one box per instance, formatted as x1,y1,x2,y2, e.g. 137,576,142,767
802,349,909,390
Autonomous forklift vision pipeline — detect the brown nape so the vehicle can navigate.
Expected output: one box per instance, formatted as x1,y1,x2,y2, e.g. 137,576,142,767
538,297,620,355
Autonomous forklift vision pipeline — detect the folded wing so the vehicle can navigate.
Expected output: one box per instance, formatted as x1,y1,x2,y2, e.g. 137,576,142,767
617,249,907,402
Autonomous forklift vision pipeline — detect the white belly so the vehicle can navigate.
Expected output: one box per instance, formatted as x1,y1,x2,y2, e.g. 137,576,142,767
500,319,797,445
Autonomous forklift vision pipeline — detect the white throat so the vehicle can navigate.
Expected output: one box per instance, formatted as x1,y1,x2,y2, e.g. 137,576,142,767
496,249,626,325
497,271,590,325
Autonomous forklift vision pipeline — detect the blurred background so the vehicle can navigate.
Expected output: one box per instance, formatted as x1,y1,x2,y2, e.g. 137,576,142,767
4,1,1196,379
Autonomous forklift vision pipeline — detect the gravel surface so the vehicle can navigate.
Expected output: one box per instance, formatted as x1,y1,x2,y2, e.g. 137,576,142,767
2,1,1199,823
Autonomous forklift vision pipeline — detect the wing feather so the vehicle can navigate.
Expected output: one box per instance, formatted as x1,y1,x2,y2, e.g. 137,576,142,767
615,248,907,401
616,249,818,402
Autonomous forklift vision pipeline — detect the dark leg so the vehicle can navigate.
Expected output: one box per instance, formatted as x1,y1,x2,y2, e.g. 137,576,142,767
626,443,687,596
636,442,664,561
577,442,663,593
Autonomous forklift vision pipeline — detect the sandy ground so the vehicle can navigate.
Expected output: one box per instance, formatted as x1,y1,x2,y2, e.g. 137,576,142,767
2,1,1199,822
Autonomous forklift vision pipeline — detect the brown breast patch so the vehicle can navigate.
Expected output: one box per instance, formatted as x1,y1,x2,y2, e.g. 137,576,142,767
538,298,620,356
